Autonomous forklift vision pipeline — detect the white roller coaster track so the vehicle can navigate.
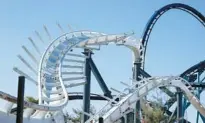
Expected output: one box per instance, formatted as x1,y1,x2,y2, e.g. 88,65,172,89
0,29,135,122
1,28,204,123
85,76,205,123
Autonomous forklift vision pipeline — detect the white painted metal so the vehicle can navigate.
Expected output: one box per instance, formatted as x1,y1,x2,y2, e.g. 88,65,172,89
56,22,64,33
5,31,138,123
66,53,87,58
0,91,66,111
23,108,35,118
82,111,94,117
35,31,44,43
64,59,85,63
13,31,136,115
62,65,83,69
98,95,118,104
77,33,132,47
61,71,84,75
44,82,61,87
42,94,65,102
62,76,85,81
22,45,39,65
75,45,101,50
43,25,52,40
110,87,126,95
0,110,52,123
52,111,65,123
13,67,38,85
28,37,41,55
43,88,63,95
31,110,47,119
37,31,102,107
17,55,38,75
2,102,13,114
64,82,86,88
120,81,132,88
86,76,205,123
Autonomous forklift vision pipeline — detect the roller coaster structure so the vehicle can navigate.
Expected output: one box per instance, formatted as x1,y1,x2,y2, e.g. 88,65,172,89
0,2,205,123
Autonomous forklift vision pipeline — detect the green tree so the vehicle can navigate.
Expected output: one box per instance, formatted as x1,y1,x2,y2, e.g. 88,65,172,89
64,105,96,123
142,105,168,123
26,96,38,104
140,90,169,123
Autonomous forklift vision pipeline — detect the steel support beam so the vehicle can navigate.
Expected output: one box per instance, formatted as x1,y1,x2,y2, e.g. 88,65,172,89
139,68,151,77
16,76,25,123
133,61,141,123
177,88,183,123
99,117,104,123
127,112,134,123
82,49,92,122
196,73,200,123
121,117,125,123
124,115,128,123
89,58,112,98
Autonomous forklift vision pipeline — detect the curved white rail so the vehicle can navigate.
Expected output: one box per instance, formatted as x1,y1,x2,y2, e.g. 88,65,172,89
38,31,103,109
37,30,135,112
